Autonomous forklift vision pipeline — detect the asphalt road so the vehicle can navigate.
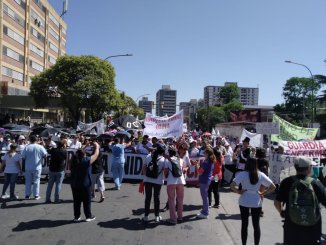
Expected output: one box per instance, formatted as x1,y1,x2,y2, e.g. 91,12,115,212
1,178,326,245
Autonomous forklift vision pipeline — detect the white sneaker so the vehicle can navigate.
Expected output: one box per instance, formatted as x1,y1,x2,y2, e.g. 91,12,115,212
73,217,81,222
1,194,9,199
34,196,41,200
142,216,149,222
155,216,162,222
197,213,208,219
85,216,96,222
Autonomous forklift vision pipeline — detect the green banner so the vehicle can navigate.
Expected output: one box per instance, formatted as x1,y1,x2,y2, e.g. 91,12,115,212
271,115,318,142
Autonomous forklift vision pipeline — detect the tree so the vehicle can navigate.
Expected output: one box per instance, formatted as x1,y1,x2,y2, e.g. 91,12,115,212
114,92,144,118
196,106,225,131
223,99,244,121
218,83,240,105
274,77,320,126
30,55,120,126
314,74,326,103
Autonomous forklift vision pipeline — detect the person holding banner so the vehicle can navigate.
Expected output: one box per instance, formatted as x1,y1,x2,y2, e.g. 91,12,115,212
230,157,275,245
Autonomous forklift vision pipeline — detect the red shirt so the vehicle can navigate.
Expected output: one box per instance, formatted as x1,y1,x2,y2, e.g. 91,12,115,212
212,156,224,181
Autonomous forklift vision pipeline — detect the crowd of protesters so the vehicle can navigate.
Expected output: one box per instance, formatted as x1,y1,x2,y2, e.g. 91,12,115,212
0,130,326,244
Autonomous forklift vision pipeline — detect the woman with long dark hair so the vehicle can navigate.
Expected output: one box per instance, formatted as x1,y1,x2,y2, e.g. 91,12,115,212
142,144,166,222
70,142,99,222
230,157,275,245
196,147,216,219
208,149,223,208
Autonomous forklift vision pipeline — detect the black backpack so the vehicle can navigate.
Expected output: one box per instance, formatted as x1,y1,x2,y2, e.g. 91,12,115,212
146,157,162,179
169,158,182,178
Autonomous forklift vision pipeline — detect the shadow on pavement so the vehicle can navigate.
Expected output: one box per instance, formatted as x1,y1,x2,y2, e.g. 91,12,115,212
12,219,72,232
217,213,241,220
98,218,147,230
1,199,73,209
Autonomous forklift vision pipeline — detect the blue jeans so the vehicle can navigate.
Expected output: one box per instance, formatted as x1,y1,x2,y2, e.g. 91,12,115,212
111,163,124,189
46,171,65,202
2,173,18,197
25,169,42,197
199,182,211,216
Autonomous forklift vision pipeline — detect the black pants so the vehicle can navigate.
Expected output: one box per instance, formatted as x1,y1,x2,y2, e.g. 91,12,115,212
208,180,220,206
144,182,162,216
71,186,92,219
239,206,262,245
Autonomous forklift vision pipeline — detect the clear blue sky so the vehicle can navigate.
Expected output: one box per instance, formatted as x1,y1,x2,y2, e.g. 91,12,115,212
49,0,326,106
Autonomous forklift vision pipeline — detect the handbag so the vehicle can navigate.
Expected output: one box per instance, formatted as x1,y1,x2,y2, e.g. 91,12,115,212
138,181,144,194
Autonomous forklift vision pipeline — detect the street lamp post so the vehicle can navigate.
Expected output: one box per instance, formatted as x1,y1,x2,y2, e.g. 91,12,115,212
285,60,315,126
104,54,133,61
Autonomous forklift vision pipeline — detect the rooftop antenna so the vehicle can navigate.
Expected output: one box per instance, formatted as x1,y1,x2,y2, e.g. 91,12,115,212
60,0,68,17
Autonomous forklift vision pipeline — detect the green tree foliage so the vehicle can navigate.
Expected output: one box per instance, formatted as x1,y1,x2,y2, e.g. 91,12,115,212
114,92,144,118
218,83,240,104
196,106,225,131
30,55,119,126
274,77,320,126
314,74,326,103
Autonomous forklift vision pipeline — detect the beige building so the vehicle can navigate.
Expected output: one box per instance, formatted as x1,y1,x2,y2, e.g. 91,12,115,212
0,0,67,96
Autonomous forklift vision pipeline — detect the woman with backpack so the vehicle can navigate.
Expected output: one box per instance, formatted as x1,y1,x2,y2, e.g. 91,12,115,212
196,147,215,219
230,157,275,245
141,143,166,222
70,142,99,222
164,147,186,224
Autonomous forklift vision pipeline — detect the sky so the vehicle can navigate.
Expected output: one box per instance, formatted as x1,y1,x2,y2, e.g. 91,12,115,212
49,0,326,106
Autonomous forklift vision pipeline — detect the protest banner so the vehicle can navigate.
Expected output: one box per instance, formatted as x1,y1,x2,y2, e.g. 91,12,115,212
271,114,318,141
240,129,263,148
278,140,326,158
77,119,105,134
143,110,184,139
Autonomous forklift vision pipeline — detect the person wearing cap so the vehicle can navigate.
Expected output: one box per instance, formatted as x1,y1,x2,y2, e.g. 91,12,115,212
17,135,27,152
274,156,326,245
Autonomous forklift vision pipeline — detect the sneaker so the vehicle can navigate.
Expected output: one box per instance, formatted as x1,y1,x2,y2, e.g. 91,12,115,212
54,199,63,203
25,196,31,200
197,213,208,219
73,217,81,222
85,216,96,222
10,195,19,200
142,216,149,222
34,196,41,200
166,219,177,224
213,204,220,209
155,216,162,222
45,200,52,204
1,194,10,199
177,217,183,223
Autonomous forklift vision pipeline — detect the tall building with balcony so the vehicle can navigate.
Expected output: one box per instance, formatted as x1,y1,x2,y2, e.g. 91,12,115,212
138,96,153,114
204,82,259,106
156,85,176,117
0,0,67,96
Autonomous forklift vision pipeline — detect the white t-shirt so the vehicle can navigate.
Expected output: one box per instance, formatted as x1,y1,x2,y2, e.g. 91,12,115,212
69,141,82,149
143,154,165,185
224,147,234,165
189,147,199,157
136,142,153,155
165,157,186,185
1,153,21,174
233,171,273,208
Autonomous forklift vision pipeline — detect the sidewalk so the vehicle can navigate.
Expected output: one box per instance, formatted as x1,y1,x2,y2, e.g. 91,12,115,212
0,180,325,245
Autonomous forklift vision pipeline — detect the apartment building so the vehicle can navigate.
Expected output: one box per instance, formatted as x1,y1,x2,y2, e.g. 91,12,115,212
204,82,259,106
0,0,67,96
138,96,153,114
156,85,176,117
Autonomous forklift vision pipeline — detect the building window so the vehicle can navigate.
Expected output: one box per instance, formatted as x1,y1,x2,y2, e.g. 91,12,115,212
49,13,59,27
48,55,56,64
3,46,24,63
30,43,44,57
49,26,59,40
49,41,58,53
34,0,46,12
2,66,24,81
62,27,66,35
3,26,24,45
30,27,45,43
31,9,45,27
3,4,25,27
14,0,26,9
29,60,44,72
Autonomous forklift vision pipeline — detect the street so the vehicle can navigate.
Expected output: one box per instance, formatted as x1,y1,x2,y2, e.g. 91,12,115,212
0,179,326,245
